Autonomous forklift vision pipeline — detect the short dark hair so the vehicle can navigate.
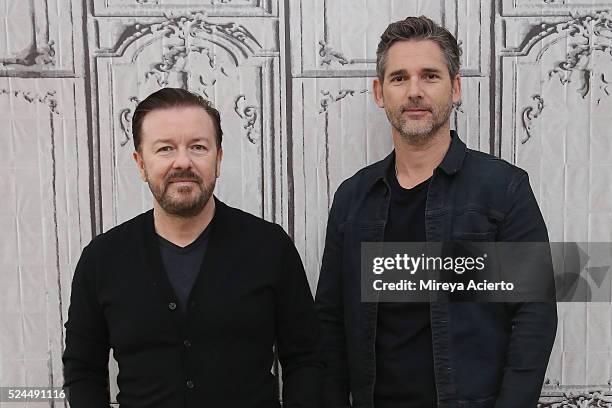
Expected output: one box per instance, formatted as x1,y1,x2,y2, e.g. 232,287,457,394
376,16,461,82
132,88,223,151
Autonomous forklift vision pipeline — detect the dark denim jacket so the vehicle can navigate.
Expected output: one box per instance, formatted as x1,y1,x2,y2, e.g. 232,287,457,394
315,132,557,408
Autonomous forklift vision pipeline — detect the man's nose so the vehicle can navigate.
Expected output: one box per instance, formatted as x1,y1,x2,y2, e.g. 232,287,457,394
406,78,424,99
172,148,192,168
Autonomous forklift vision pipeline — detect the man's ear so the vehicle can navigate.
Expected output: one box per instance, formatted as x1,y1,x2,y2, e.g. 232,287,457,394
133,150,147,182
373,78,385,108
452,74,462,105
215,148,223,178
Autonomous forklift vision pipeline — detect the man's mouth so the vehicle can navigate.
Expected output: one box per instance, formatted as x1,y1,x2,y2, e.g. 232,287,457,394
402,108,431,117
403,107,431,113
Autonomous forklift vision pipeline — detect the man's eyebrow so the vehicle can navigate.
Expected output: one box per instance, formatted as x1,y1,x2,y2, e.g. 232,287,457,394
386,69,407,78
422,67,443,74
386,67,444,78
152,137,207,144
152,138,174,144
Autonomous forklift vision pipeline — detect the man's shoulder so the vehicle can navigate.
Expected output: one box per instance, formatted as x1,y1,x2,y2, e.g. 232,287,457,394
463,148,527,181
334,155,389,198
218,201,290,243
86,210,151,253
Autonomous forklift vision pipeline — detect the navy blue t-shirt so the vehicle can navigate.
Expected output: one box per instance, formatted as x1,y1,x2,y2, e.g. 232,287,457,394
158,222,212,312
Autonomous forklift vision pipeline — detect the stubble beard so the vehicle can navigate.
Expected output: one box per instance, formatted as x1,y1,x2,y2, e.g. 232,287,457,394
147,169,215,218
386,94,454,146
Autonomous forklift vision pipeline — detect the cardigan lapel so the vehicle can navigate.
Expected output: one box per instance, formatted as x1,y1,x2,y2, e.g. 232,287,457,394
141,209,187,331
182,197,229,315
140,197,230,331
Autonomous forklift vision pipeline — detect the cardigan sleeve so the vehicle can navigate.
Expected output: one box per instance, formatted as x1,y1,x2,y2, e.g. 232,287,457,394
62,243,112,407
274,226,324,408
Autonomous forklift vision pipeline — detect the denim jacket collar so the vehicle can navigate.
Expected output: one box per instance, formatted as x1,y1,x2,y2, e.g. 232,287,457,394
365,130,467,192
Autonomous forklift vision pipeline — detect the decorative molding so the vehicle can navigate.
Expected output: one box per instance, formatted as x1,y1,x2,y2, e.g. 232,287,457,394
319,89,368,113
93,0,273,18
521,95,544,144
197,76,219,99
0,89,59,114
234,95,259,144
0,1,57,71
144,26,230,88
0,41,56,68
318,41,350,67
516,11,612,144
546,11,612,101
539,391,612,407
118,97,140,148
97,12,262,61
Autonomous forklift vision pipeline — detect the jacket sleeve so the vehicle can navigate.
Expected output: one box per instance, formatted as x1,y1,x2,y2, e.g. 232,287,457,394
495,172,558,408
275,226,324,408
315,185,352,408
62,243,111,407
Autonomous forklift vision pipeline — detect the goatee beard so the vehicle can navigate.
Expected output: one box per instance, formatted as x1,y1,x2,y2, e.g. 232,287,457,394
148,170,215,218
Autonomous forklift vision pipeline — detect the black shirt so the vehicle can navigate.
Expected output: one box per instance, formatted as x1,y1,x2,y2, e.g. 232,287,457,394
374,162,437,408
158,222,212,311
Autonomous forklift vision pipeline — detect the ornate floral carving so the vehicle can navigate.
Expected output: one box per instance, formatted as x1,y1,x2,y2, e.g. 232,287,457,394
0,89,59,114
521,95,544,144
142,14,236,88
319,89,368,113
0,40,56,68
234,95,259,144
519,11,612,143
318,41,350,67
101,12,261,61
538,391,612,407
545,11,612,102
197,76,218,99
118,97,140,147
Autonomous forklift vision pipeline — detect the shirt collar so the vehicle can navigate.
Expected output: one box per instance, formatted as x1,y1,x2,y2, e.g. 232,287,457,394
366,130,467,190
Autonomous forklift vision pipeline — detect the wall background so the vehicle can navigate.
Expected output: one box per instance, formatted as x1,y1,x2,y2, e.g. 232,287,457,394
1,0,612,406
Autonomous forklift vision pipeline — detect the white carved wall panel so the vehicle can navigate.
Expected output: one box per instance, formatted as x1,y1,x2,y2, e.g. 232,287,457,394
0,78,91,398
1,0,611,405
498,4,612,403
91,14,282,231
0,0,81,77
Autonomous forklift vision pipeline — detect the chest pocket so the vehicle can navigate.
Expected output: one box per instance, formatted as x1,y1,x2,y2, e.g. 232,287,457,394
451,209,500,241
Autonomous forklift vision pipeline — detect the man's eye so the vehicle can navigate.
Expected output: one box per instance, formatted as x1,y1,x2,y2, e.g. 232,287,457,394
425,73,439,80
157,146,173,153
192,144,207,151
391,76,403,82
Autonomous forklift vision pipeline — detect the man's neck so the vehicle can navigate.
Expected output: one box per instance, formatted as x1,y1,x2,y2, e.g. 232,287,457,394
392,126,452,189
153,198,215,247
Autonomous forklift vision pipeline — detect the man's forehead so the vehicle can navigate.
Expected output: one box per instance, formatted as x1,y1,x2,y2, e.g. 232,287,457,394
141,107,215,142
385,39,447,68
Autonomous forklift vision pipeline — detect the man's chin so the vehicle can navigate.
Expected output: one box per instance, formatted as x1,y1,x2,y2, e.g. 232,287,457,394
158,194,212,218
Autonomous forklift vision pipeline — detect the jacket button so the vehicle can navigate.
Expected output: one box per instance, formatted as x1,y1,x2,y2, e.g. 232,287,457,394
168,302,177,311
184,339,192,348
186,380,194,389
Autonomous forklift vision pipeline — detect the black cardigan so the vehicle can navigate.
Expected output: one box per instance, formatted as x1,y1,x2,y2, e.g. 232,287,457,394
63,199,322,407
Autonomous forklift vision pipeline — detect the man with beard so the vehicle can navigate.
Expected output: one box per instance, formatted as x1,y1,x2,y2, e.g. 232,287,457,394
63,88,321,407
315,16,557,408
